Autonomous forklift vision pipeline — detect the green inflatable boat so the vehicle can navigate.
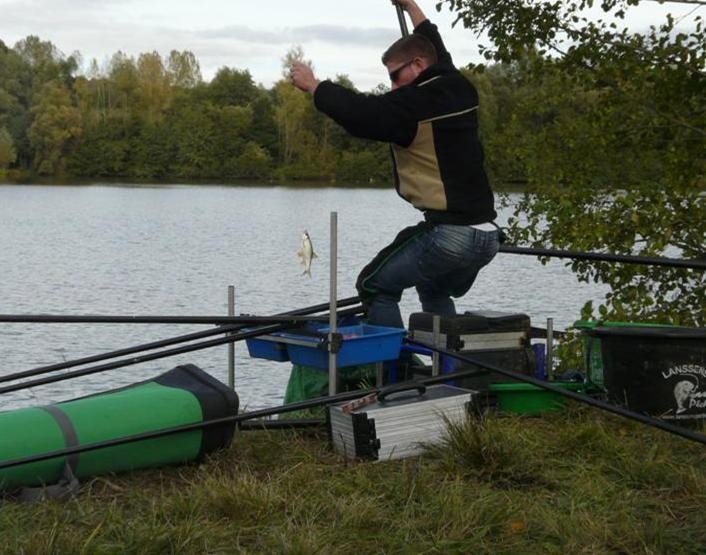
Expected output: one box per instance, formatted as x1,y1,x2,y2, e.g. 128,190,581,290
0,364,238,491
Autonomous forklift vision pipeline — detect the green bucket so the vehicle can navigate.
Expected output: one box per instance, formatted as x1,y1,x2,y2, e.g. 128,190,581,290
489,382,585,415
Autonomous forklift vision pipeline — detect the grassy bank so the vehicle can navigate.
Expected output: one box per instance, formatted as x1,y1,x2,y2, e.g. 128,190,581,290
2,406,705,554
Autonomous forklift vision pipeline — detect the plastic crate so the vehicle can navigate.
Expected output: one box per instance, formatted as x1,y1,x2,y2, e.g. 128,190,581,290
282,324,406,369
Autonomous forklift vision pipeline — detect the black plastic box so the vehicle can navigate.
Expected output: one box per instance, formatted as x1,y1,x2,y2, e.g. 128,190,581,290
586,326,706,424
408,311,534,388
408,310,530,350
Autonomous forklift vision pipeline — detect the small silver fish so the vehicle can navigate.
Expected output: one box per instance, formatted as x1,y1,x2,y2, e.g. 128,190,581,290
297,230,317,277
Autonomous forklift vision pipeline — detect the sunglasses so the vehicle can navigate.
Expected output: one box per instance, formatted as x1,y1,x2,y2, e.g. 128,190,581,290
388,59,414,82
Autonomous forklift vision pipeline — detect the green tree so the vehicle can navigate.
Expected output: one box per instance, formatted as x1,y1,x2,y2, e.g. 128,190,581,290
169,101,219,177
440,0,706,325
0,126,17,170
233,141,272,179
249,91,279,158
135,52,172,123
208,67,259,106
108,51,138,116
13,35,77,90
27,80,81,175
167,50,202,89
1,40,34,168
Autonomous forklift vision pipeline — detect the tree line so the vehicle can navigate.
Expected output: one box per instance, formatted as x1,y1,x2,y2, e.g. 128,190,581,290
0,39,396,183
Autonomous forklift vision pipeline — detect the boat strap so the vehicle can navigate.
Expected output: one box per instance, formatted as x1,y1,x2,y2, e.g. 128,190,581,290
40,405,80,474
15,406,82,503
16,462,80,504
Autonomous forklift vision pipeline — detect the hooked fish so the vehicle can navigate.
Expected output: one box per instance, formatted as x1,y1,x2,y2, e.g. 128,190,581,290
297,230,317,277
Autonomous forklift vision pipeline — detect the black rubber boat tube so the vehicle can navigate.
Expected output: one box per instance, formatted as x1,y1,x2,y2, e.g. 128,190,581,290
0,305,364,395
0,297,362,385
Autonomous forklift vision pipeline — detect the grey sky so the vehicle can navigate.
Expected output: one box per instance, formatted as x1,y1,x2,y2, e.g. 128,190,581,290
0,0,700,91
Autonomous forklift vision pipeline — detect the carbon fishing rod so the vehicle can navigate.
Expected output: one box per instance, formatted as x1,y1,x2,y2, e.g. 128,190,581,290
0,296,363,385
0,305,364,395
393,1,409,36
499,245,706,271
0,313,348,325
408,338,706,446
0,365,492,472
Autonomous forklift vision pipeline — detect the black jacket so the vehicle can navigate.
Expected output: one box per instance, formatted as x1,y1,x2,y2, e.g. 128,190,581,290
313,19,496,225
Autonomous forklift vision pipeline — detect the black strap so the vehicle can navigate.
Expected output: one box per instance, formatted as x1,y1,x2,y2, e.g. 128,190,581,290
40,406,80,474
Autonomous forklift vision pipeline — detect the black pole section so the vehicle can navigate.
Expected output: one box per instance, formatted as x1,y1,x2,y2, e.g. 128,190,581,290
394,1,409,36
408,338,706,446
0,305,364,395
499,245,706,271
238,419,325,431
0,367,491,471
0,314,345,325
0,297,363,385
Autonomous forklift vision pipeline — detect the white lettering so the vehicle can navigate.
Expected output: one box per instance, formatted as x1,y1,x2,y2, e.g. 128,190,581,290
661,365,706,380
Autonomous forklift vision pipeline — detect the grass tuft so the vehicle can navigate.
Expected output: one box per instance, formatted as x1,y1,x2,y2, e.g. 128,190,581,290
426,413,543,488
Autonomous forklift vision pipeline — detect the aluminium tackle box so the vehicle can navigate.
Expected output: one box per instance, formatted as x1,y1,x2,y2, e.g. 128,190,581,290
408,310,531,351
327,384,477,461
408,311,535,389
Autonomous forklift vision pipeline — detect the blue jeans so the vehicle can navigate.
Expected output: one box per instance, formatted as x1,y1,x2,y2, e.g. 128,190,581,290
364,224,499,328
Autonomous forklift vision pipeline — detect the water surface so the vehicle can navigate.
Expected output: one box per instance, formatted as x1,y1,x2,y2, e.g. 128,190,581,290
0,184,608,410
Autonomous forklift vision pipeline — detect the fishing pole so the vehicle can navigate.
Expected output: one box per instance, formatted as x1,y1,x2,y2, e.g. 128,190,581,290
499,245,706,271
393,1,409,36
0,297,363,385
408,338,706,445
0,305,364,395
239,418,325,431
0,314,347,325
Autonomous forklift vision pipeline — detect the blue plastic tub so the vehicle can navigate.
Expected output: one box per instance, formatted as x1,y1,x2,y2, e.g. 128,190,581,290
245,317,364,363
282,324,406,369
245,335,290,362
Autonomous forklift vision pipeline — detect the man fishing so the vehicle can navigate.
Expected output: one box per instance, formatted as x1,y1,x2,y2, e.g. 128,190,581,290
291,0,499,328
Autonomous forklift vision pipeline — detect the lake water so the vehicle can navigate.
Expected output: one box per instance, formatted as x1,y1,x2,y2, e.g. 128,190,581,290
0,184,609,411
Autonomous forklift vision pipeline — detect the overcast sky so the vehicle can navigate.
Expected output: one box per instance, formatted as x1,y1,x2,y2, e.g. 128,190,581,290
0,0,701,91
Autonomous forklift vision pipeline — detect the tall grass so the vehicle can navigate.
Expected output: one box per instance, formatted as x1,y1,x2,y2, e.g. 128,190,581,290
1,406,704,554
